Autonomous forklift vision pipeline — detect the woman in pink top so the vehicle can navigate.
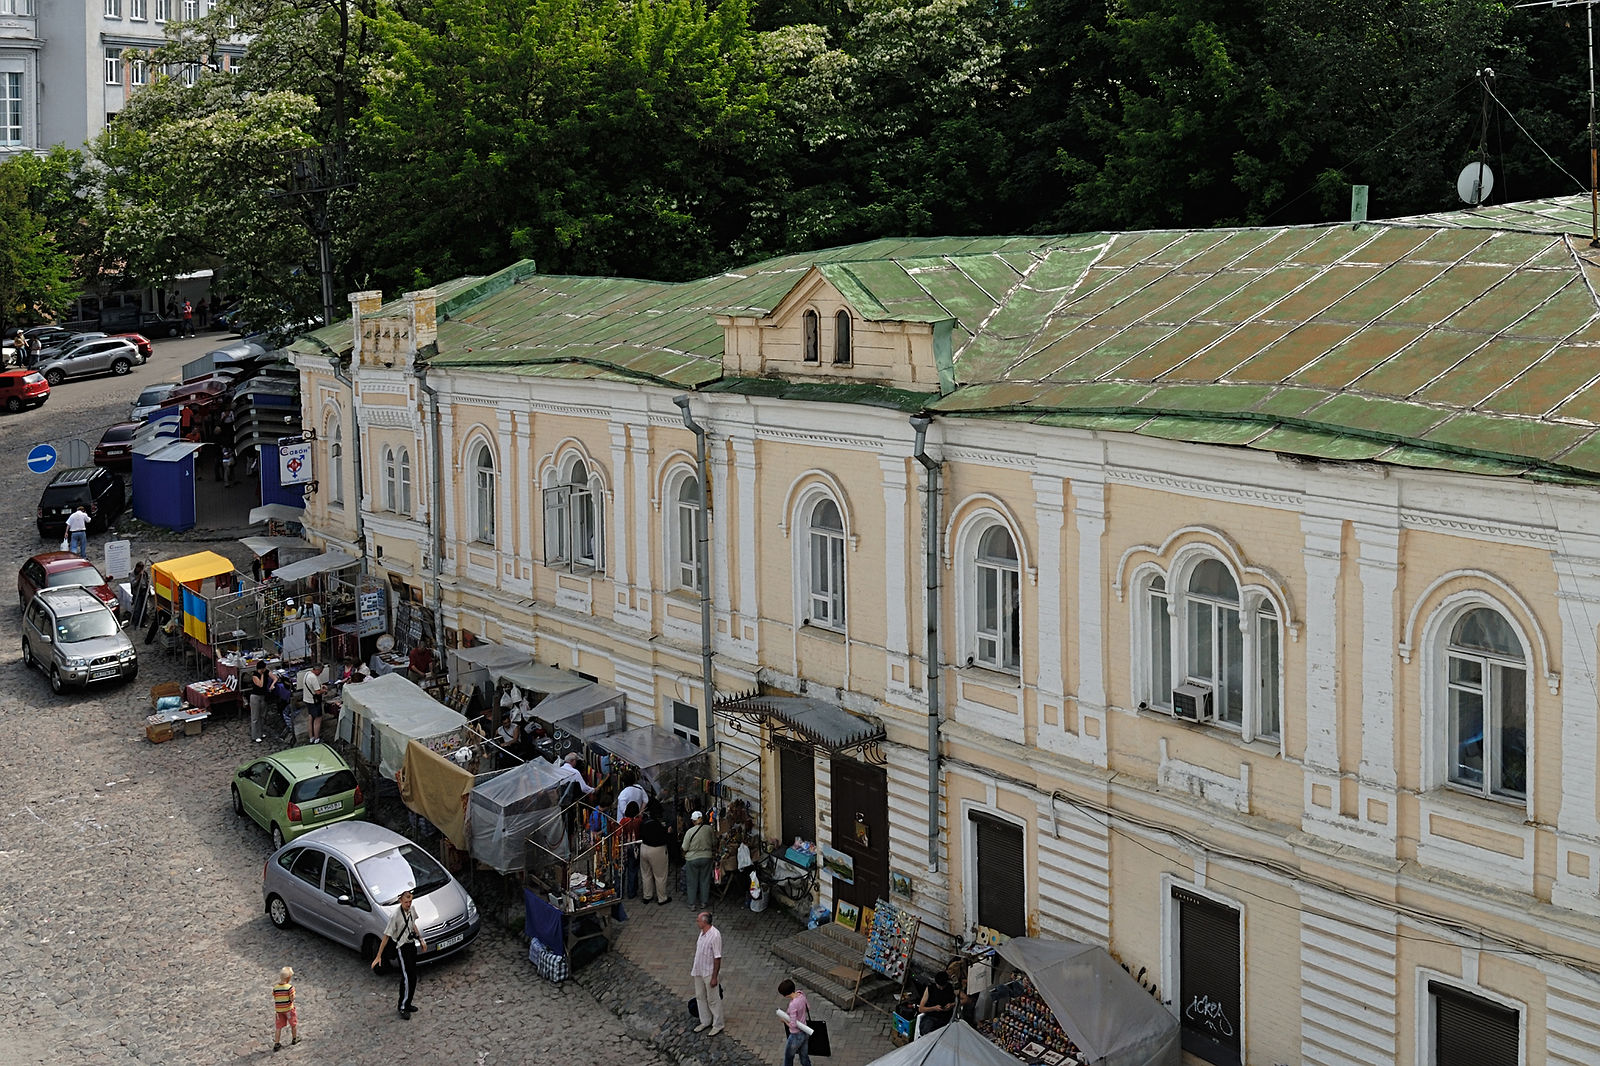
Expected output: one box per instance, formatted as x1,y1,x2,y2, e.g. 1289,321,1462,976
779,978,811,1066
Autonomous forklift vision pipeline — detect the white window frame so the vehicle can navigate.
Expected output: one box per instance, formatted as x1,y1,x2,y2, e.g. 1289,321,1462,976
671,699,702,746
181,0,197,18
154,0,170,21
380,446,396,512
955,510,1027,678
471,442,496,545
960,800,1027,942
1163,876,1246,1066
0,0,35,15
542,454,604,572
666,468,701,593
804,496,846,631
397,447,412,515
129,0,146,18
974,524,1021,672
129,55,148,86
1425,600,1531,806
0,72,21,147
1416,970,1524,1066
105,48,123,85
327,419,343,506
105,0,122,18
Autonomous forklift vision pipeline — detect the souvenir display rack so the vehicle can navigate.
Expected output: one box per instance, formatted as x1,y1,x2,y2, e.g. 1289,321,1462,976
977,975,1085,1064
850,897,921,1008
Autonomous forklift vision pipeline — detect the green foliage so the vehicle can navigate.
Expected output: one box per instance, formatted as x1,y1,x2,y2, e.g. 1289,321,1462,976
0,157,79,326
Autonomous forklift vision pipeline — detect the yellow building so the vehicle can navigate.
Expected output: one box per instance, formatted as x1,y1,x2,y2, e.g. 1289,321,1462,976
292,199,1600,1066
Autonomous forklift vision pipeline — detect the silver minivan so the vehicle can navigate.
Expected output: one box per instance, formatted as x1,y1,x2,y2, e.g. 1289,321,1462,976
21,587,138,693
262,823,481,965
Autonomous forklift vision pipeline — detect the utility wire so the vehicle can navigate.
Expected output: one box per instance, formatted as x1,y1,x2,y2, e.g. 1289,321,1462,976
1485,79,1590,192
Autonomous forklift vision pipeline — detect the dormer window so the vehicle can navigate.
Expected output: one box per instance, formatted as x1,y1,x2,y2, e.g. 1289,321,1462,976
834,311,852,365
803,310,819,363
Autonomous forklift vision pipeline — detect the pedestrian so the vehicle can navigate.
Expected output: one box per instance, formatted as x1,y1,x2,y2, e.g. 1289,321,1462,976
620,801,643,900
371,889,426,1019
198,297,210,328
271,965,300,1051
65,504,90,558
182,299,194,336
616,768,648,821
406,636,434,681
690,910,724,1036
556,751,595,842
248,661,274,743
25,334,40,367
639,799,672,905
778,978,812,1066
299,663,328,745
682,810,716,909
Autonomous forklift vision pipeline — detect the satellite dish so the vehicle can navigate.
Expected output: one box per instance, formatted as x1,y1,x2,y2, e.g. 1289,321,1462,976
1457,161,1495,206
376,633,395,653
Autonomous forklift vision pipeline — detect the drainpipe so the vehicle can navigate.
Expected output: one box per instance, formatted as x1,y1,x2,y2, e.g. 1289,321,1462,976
416,364,446,643
911,415,942,871
322,340,364,550
673,394,716,750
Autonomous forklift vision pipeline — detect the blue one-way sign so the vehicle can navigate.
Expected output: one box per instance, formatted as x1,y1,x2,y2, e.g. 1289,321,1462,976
27,444,57,474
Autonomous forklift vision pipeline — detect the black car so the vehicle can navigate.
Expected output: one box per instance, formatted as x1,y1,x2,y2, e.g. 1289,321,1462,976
36,467,126,538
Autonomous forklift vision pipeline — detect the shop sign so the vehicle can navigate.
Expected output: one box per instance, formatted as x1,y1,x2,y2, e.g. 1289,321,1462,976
278,440,314,485
357,588,387,637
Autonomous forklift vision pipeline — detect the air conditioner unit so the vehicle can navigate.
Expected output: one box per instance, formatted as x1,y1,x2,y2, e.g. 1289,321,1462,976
1171,682,1213,722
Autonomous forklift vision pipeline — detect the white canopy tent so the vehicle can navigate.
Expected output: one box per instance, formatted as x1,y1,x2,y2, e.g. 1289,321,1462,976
447,643,536,699
865,1021,1019,1066
336,672,472,780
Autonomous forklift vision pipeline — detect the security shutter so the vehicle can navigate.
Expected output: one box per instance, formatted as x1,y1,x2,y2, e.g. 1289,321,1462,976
778,741,814,844
970,812,1025,938
1175,887,1242,1066
1432,983,1518,1066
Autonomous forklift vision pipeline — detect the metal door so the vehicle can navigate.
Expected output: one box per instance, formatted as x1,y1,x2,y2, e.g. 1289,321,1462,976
829,757,888,911
778,740,815,847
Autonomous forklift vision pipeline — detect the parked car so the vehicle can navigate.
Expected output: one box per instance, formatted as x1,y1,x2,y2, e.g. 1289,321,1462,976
232,747,367,849
17,552,119,617
36,466,126,538
20,586,138,693
93,422,142,471
137,311,185,338
109,332,153,364
37,331,108,359
262,823,480,965
37,338,140,386
0,369,50,412
130,381,181,422
23,326,77,351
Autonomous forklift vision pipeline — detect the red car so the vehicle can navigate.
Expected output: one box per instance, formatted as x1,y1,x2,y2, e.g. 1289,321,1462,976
93,422,142,471
0,369,50,412
17,552,120,617
110,332,153,364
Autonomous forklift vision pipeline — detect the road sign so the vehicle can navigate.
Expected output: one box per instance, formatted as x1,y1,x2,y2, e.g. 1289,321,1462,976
27,444,56,474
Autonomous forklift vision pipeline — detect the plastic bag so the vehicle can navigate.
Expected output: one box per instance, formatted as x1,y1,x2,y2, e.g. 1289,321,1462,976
59,538,69,552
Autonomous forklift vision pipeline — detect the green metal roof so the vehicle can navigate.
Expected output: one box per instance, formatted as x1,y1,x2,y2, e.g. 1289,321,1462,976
300,195,1600,483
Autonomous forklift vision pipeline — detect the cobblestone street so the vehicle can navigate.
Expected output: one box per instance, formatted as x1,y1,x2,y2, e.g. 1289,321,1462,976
0,336,676,1065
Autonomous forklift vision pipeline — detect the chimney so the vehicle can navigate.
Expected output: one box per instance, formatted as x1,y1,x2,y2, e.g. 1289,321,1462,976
348,290,382,364
405,288,438,353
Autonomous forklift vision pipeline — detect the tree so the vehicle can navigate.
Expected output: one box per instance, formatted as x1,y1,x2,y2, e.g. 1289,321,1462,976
0,158,78,327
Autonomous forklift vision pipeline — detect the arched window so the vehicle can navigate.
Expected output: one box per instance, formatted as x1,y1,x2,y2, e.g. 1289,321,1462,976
329,420,343,506
806,498,845,629
802,309,819,363
1187,559,1243,725
397,448,413,515
380,446,397,512
472,444,496,544
1445,607,1526,799
975,525,1021,671
543,455,604,571
1146,574,1172,708
670,473,701,592
833,310,852,365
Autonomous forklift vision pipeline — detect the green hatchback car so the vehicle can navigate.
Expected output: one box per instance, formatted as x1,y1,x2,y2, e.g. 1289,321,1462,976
231,747,366,850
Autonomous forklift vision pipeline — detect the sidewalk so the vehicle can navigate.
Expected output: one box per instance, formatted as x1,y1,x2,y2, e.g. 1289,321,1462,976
575,892,897,1066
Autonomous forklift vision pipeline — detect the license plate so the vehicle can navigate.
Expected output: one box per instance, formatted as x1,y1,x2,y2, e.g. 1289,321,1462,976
312,802,343,816
90,668,118,680
435,933,464,950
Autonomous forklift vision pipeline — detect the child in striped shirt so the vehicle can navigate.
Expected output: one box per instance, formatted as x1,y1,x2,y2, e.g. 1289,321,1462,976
272,966,299,1052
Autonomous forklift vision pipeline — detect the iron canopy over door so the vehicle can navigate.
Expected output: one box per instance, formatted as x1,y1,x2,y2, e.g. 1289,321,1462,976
828,756,888,911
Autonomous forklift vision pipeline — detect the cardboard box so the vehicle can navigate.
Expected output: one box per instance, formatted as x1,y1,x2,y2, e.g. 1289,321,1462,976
149,682,183,709
146,722,175,743
182,718,203,737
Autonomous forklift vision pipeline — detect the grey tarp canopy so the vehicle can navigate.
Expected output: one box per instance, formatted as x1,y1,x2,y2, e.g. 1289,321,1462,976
590,726,703,794
271,549,359,583
336,672,472,780
865,1020,1019,1066
534,682,625,741
466,756,570,874
447,643,535,699
992,937,1181,1066
492,660,589,695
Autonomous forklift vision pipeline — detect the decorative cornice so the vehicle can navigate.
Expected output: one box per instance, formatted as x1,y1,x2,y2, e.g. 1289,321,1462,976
1108,466,1301,507
356,380,409,397
944,445,1036,470
753,425,880,451
1399,509,1557,547
361,406,417,428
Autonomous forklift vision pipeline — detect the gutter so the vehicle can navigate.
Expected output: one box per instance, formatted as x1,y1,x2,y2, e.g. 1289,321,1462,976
910,415,942,871
416,361,446,644
673,395,716,750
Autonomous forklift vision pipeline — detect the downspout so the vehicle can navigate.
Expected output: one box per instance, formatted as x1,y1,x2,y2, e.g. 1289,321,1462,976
320,341,364,550
673,395,716,750
911,415,941,872
416,362,446,643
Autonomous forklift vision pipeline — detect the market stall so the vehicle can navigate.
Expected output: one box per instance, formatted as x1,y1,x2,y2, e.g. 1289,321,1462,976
467,756,570,875
448,644,538,703
531,682,626,760
974,937,1181,1066
868,1020,1020,1066
522,794,629,958
149,551,243,668
335,672,475,780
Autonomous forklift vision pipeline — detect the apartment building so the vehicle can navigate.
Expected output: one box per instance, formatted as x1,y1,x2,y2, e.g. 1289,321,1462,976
291,197,1600,1066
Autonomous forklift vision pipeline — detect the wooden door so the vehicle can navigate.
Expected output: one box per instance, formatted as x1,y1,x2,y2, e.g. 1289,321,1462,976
829,757,888,911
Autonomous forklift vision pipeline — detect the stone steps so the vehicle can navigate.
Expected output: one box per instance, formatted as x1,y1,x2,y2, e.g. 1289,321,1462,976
770,924,899,1011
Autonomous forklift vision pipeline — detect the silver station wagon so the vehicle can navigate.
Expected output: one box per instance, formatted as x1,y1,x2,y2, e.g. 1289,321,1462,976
262,823,481,965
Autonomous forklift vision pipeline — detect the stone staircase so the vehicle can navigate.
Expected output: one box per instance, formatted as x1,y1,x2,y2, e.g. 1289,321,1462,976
770,922,901,1011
